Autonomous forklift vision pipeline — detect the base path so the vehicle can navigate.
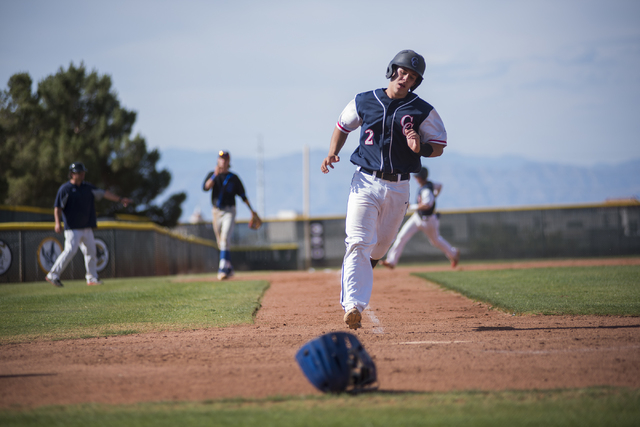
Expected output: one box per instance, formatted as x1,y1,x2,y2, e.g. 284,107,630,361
1,258,639,408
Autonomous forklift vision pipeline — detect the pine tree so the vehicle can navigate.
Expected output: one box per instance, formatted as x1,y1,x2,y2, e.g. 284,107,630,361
0,63,185,226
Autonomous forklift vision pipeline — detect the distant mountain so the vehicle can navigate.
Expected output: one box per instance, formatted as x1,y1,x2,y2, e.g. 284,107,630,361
156,148,640,223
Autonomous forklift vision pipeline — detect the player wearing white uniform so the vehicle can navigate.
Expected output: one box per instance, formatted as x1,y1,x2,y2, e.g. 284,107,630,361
381,167,460,269
321,50,448,330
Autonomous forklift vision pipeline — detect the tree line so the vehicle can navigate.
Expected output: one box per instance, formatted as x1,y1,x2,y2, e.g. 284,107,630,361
0,63,185,227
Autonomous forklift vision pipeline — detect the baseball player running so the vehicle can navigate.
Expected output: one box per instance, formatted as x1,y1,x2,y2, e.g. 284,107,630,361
203,150,257,280
381,167,460,269
46,162,132,287
321,50,448,330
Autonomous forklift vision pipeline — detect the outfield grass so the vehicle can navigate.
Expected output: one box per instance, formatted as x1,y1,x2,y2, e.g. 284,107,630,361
414,265,640,315
0,388,638,427
0,276,269,343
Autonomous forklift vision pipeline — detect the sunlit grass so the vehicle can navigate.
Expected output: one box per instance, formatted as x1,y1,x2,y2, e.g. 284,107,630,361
0,276,269,343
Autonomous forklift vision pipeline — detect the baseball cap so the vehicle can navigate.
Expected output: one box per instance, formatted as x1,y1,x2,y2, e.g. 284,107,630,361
218,150,230,159
69,162,87,173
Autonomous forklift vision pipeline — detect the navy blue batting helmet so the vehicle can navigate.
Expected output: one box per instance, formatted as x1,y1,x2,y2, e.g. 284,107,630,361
385,50,426,91
414,167,429,180
295,332,377,393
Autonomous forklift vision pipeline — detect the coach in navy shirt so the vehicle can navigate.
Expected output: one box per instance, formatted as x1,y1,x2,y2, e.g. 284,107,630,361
46,162,132,287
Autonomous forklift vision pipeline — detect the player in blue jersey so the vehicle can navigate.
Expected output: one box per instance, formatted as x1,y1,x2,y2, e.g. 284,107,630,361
320,50,448,330
380,167,460,269
46,162,132,287
203,150,257,280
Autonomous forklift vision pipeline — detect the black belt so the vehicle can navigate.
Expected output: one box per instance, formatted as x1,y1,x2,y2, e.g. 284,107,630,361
360,168,410,182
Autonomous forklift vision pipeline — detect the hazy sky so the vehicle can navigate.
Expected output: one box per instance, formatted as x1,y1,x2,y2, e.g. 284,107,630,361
1,0,639,166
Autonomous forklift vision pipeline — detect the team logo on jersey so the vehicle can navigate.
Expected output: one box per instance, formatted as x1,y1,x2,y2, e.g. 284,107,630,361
95,238,109,272
0,240,12,276
401,115,414,135
37,237,62,273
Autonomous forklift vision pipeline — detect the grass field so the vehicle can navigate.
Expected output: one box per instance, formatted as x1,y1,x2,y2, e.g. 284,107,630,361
1,388,639,427
1,264,639,426
414,265,640,315
0,276,269,343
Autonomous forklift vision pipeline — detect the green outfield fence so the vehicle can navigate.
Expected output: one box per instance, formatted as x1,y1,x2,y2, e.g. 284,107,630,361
1,199,639,283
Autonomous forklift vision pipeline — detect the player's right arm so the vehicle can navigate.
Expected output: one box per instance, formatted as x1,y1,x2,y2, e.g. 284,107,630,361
321,99,361,174
203,171,215,191
321,128,348,173
54,207,63,233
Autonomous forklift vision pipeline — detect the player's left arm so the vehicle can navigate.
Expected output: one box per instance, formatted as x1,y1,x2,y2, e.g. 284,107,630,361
103,190,132,207
236,178,255,214
240,194,255,214
414,108,447,158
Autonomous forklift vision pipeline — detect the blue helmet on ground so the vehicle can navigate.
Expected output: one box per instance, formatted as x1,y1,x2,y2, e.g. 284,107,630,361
295,332,377,393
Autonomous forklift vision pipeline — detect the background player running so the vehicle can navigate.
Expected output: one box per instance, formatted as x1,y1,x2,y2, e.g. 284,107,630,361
203,150,257,280
320,49,448,330
380,167,460,270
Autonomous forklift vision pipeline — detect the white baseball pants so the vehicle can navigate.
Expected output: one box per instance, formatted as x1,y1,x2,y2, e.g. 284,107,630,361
212,206,236,271
385,211,457,266
341,170,410,313
47,228,99,283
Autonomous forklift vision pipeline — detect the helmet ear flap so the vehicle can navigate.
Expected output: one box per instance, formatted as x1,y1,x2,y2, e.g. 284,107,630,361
410,76,423,92
385,64,396,80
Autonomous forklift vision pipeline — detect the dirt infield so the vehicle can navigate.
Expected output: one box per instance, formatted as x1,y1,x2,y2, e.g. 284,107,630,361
1,258,639,408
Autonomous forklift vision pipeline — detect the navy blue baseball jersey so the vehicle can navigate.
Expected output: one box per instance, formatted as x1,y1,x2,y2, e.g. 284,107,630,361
54,181,99,229
203,171,247,208
337,88,447,175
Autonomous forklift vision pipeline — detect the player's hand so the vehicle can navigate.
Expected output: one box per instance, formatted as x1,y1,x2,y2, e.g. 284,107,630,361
54,223,62,233
405,129,421,153
120,197,133,207
321,155,340,174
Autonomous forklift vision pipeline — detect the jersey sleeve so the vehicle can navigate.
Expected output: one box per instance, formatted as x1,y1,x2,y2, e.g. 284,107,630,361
419,187,435,209
54,186,69,209
234,175,247,200
336,99,362,134
91,189,106,201
419,108,447,146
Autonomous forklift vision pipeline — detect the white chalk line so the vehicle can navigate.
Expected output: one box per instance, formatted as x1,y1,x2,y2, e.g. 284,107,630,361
482,344,640,355
365,308,385,334
397,342,640,354
399,341,472,345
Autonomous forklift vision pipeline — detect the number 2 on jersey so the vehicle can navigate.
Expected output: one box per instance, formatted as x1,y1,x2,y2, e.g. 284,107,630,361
364,129,374,145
